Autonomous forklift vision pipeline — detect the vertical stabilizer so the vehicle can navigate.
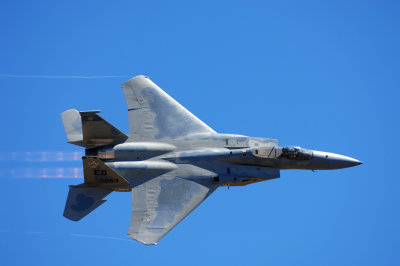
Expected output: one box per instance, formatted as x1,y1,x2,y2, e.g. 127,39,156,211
61,109,84,146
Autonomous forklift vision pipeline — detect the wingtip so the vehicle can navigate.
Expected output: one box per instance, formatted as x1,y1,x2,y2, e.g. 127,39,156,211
121,75,150,87
127,233,158,245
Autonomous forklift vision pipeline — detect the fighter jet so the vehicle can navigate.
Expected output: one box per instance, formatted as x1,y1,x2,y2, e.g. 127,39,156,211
61,75,362,245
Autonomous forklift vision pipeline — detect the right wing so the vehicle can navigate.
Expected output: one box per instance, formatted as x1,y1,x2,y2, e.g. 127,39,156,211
128,176,217,245
122,75,216,141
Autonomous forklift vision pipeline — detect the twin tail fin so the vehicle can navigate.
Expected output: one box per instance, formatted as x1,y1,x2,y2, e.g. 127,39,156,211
63,157,130,221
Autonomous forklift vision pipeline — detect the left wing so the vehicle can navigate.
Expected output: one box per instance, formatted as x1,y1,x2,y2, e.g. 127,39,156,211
128,176,217,245
122,75,216,140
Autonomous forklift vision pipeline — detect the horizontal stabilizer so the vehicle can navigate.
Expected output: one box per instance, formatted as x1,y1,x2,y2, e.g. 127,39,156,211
80,111,127,147
61,109,128,148
63,187,112,221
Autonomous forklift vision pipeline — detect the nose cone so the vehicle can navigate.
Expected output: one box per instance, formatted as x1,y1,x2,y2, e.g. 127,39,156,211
311,150,362,170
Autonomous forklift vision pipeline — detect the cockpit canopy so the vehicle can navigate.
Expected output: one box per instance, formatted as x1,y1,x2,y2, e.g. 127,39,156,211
251,146,313,160
279,147,313,160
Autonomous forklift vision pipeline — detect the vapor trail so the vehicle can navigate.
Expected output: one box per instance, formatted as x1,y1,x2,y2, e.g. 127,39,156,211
0,74,128,79
70,233,131,242
0,168,83,178
0,230,131,243
0,151,83,162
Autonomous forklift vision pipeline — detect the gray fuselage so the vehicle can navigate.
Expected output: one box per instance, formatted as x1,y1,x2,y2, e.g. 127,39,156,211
94,133,361,188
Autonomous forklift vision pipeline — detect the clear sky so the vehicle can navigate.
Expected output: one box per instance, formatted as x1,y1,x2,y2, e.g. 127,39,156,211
0,1,399,265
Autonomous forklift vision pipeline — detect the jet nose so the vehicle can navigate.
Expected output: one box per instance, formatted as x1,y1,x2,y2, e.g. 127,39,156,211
311,150,362,170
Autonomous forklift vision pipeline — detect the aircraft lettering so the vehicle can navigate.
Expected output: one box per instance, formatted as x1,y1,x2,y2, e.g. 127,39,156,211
98,178,119,183
94,170,108,175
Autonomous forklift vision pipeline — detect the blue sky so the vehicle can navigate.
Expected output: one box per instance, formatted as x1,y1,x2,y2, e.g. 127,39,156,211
0,1,399,265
